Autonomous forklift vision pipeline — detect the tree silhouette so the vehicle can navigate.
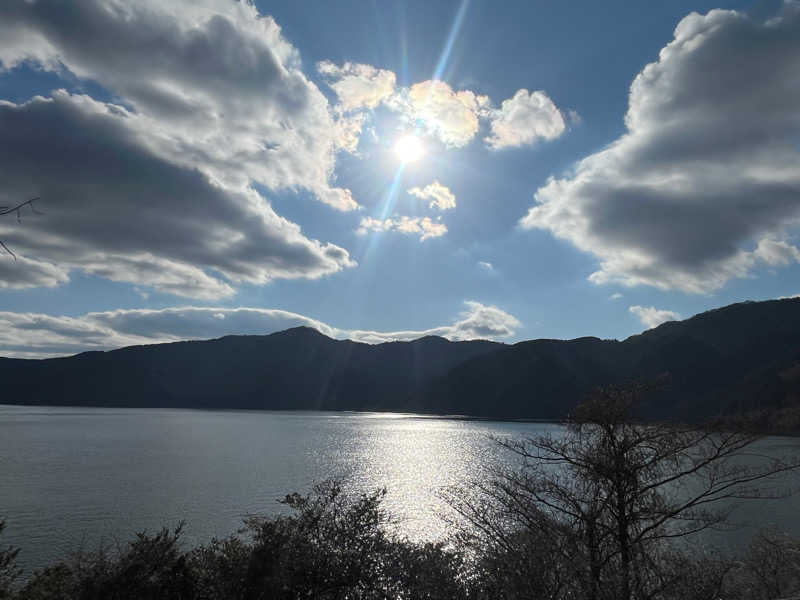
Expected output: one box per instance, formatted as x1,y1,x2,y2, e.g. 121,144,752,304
447,383,800,600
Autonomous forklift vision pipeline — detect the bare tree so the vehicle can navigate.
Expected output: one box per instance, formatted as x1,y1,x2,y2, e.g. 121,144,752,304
726,530,800,600
446,383,800,600
0,197,41,259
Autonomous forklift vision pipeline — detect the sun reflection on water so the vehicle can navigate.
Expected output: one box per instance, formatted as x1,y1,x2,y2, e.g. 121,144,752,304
310,414,550,541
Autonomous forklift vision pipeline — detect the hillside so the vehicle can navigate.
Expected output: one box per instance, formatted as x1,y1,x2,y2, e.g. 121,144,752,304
0,327,502,412
2,298,800,421
421,298,800,420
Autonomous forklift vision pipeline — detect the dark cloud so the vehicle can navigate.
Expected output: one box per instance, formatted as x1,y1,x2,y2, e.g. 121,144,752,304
0,0,357,209
0,93,354,298
0,255,68,289
521,4,800,293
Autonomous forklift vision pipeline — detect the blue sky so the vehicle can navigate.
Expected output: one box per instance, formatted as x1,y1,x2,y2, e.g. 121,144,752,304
0,0,799,357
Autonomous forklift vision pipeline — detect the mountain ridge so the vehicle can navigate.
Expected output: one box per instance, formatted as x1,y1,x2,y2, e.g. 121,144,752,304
3,298,800,422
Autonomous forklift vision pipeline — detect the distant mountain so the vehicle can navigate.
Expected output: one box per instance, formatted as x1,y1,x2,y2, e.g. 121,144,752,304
3,298,800,422
0,327,502,412
419,298,800,421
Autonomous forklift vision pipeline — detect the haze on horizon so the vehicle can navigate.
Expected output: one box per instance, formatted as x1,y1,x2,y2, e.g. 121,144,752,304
1,0,799,359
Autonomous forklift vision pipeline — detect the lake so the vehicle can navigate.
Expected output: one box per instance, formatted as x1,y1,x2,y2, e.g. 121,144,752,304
1,404,799,576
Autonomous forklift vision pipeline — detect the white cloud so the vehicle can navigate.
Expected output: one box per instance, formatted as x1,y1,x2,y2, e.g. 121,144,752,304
485,89,566,150
754,238,800,267
0,302,521,358
610,292,623,300
477,261,493,271
386,82,565,150
317,61,398,155
349,301,520,343
521,5,800,293
387,80,490,148
407,181,456,211
629,305,681,329
333,112,367,154
317,60,567,152
357,216,447,241
0,1,359,298
0,1,360,211
318,61,396,112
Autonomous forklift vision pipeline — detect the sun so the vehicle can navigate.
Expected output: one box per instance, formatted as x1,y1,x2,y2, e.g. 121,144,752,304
394,134,425,163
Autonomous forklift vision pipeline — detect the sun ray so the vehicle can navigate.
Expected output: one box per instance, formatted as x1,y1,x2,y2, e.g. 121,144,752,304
432,0,470,81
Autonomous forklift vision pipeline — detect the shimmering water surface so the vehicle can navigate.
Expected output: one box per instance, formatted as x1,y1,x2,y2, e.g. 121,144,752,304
1,405,799,576
0,405,551,574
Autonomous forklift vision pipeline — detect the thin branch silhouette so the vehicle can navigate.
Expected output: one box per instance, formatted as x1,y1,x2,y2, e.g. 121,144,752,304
0,197,42,260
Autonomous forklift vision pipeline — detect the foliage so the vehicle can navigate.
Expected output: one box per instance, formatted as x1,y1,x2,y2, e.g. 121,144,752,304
13,482,466,600
0,520,21,600
725,530,800,600
17,524,193,600
446,383,800,600
241,480,465,599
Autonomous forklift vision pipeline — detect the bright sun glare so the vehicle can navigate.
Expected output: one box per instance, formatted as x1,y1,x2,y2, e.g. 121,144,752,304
394,134,425,163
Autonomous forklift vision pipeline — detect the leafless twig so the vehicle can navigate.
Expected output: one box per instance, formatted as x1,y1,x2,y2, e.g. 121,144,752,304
0,197,41,260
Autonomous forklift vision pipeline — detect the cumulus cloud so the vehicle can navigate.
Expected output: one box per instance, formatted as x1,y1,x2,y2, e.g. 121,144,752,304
521,5,800,293
386,81,565,150
407,181,456,211
0,0,359,211
0,0,357,210
386,80,490,148
333,112,367,154
0,93,354,298
357,216,447,241
316,60,567,151
754,238,800,267
629,305,681,329
318,61,396,112
0,302,520,358
0,0,360,298
317,61,398,155
485,89,566,150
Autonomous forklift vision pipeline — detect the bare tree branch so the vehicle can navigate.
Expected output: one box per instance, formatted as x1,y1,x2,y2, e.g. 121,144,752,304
0,196,41,260
444,382,800,600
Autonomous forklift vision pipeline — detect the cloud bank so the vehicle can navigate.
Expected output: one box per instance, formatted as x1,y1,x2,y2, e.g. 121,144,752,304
0,301,521,358
521,5,800,293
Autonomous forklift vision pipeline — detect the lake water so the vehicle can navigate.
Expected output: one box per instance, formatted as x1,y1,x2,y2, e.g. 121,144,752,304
2,404,800,576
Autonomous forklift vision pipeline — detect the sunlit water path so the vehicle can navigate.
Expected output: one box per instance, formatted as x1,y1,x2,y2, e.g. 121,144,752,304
1,405,799,575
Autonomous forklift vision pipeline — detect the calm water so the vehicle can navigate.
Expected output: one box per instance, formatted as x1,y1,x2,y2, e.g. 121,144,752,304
1,405,799,576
